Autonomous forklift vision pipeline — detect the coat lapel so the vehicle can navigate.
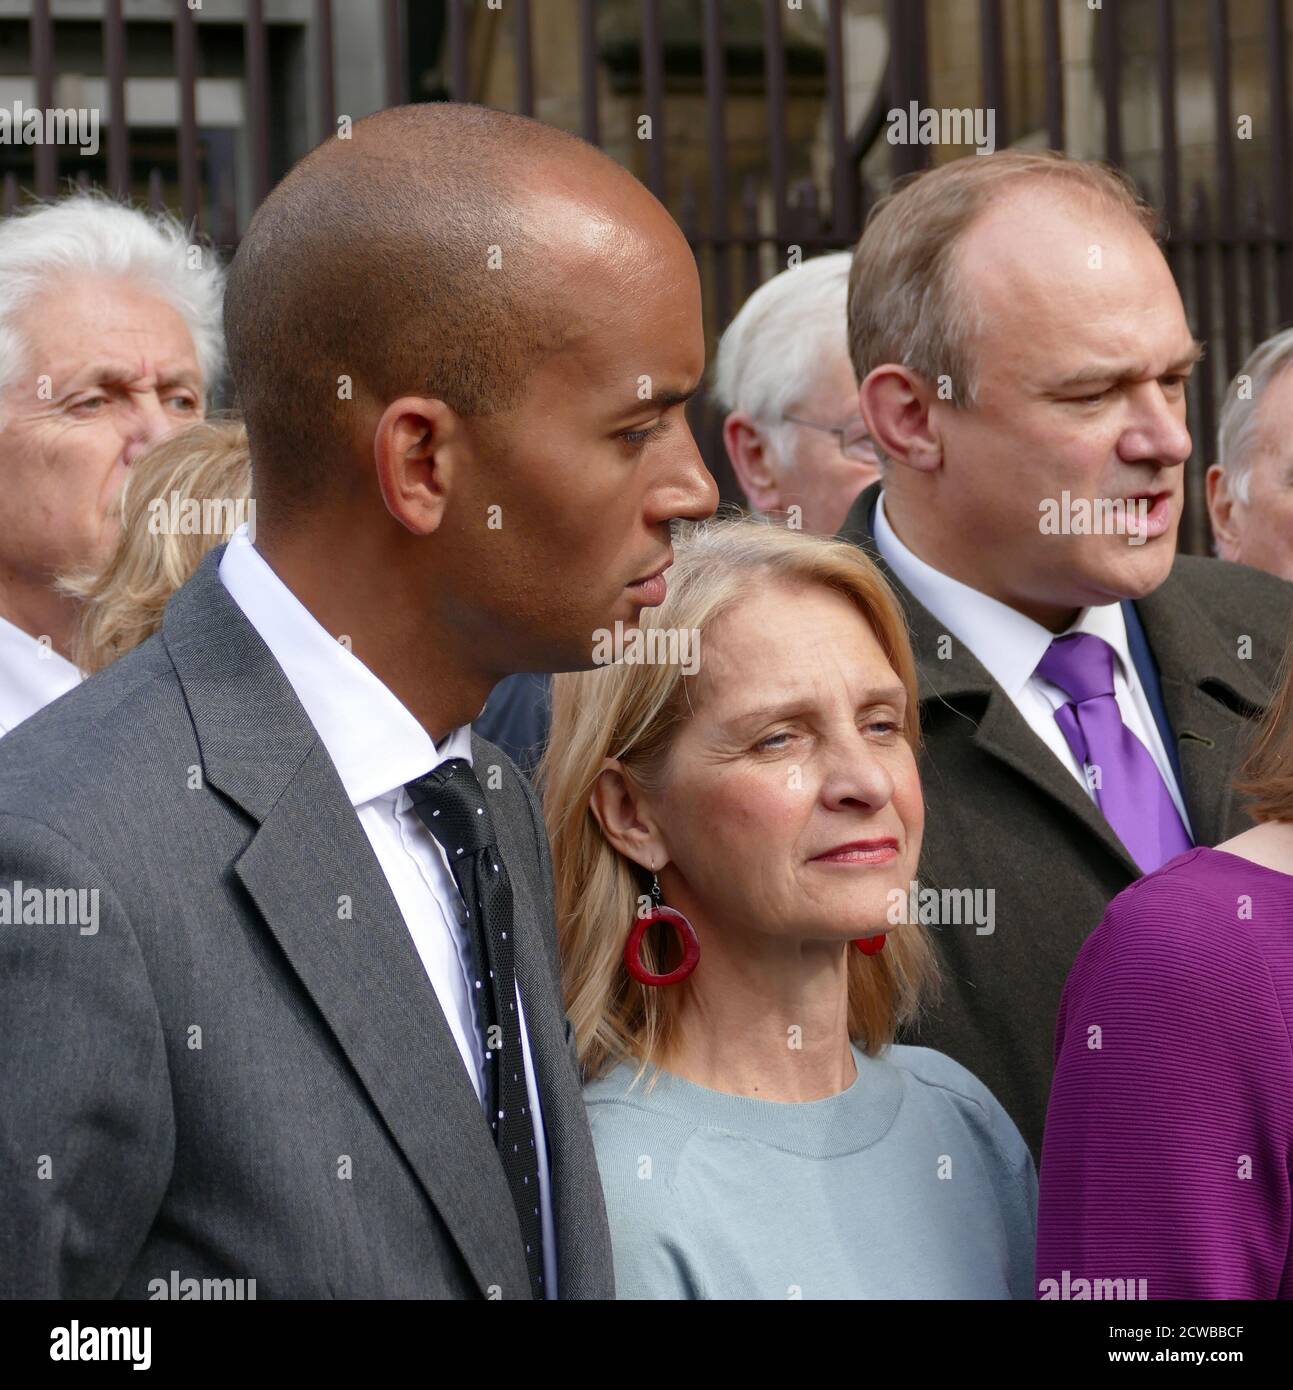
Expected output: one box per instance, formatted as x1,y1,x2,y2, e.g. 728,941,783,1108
900,577,1142,878
839,483,1283,865
163,546,531,1298
1134,574,1275,849
839,483,1141,877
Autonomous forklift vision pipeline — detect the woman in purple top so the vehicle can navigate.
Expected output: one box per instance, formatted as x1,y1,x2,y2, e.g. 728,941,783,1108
1036,664,1293,1300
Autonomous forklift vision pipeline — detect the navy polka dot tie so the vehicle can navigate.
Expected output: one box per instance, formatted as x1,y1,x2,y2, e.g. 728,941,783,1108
405,758,545,1300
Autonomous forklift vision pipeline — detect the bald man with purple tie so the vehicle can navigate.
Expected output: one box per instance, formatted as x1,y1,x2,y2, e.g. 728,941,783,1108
837,151,1292,1158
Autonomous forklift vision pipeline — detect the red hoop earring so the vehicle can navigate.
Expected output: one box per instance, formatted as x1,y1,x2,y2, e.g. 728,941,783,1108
852,934,887,956
625,869,700,986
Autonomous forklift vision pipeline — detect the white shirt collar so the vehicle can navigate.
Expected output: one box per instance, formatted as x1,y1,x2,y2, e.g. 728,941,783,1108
217,525,472,806
0,613,82,736
872,490,1137,696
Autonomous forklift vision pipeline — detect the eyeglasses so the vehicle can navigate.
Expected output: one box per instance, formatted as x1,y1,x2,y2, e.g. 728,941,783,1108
781,414,878,462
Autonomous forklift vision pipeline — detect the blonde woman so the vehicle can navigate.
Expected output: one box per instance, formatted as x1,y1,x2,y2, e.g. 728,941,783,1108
541,513,1036,1299
58,420,251,672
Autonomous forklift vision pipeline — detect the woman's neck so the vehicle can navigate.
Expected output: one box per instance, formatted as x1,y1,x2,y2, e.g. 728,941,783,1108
1216,819,1293,875
659,938,858,1102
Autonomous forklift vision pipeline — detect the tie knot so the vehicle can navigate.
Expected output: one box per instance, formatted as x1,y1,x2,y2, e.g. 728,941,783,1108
405,757,497,858
1035,632,1116,705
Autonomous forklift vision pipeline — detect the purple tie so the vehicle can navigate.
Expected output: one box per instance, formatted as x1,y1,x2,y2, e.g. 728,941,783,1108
1035,633,1192,874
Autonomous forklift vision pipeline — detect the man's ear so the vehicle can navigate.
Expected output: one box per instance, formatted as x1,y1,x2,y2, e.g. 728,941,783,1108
723,411,783,513
588,759,668,872
1205,463,1241,561
858,366,943,474
373,396,458,535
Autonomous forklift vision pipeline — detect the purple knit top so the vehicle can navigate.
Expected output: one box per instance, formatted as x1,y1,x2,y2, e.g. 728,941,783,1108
1037,846,1293,1300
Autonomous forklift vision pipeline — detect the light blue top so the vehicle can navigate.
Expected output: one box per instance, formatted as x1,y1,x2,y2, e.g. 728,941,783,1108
584,1042,1037,1300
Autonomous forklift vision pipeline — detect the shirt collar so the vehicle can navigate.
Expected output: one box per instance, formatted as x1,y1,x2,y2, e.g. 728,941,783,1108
872,491,1135,698
0,613,82,735
217,525,472,806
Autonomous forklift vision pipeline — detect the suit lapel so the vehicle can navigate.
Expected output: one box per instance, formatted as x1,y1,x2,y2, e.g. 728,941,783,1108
900,575,1142,878
840,483,1281,862
839,483,1141,877
1134,575,1274,849
472,733,613,1299
163,547,530,1298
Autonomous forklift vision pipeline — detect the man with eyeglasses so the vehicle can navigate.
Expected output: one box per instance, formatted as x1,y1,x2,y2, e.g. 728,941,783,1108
714,251,880,534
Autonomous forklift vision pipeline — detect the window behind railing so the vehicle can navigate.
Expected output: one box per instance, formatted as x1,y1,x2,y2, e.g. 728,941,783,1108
2,0,1289,550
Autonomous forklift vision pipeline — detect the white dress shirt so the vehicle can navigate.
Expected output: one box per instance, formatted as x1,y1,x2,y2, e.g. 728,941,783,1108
0,613,82,737
873,492,1192,833
218,524,558,1293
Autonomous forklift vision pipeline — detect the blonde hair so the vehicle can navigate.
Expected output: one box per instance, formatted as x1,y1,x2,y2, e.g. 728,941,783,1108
60,420,252,672
540,511,940,1083
848,151,1161,409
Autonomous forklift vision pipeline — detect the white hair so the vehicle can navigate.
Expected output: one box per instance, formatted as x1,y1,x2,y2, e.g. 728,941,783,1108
0,193,225,420
1217,327,1293,505
712,252,853,458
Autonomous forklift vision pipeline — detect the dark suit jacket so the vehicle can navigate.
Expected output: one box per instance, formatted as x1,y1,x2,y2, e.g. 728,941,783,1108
0,546,614,1299
838,481,1293,1157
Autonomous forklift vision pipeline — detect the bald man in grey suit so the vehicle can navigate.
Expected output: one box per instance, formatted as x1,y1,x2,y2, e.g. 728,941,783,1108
0,104,716,1298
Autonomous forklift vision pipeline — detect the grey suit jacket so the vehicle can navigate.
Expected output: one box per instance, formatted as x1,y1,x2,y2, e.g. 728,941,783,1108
0,545,614,1299
839,480,1293,1158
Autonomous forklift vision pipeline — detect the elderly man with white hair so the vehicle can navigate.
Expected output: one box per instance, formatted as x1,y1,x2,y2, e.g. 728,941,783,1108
0,194,224,736
1207,326,1293,581
714,250,880,534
